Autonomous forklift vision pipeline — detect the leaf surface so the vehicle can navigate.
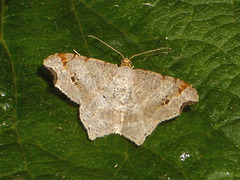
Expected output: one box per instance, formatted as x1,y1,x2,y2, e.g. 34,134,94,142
1,0,240,179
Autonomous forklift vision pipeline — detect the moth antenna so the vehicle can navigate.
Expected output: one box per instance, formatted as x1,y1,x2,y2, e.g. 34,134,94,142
73,49,80,56
88,35,126,59
142,51,169,61
129,47,171,60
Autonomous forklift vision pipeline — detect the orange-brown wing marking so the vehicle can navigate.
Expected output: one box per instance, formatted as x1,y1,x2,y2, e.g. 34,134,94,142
178,81,190,94
58,53,68,67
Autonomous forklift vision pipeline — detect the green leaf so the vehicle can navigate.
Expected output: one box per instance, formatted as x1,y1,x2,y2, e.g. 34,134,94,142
1,0,240,179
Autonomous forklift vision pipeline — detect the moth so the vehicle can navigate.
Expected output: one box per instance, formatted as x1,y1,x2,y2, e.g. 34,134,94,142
44,35,198,146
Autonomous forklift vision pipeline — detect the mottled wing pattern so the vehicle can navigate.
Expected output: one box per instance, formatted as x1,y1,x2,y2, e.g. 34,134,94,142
121,69,198,145
44,53,126,139
44,53,83,103
44,53,198,146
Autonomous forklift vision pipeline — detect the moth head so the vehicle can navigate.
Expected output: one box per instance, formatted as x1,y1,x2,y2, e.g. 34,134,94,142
120,58,132,67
